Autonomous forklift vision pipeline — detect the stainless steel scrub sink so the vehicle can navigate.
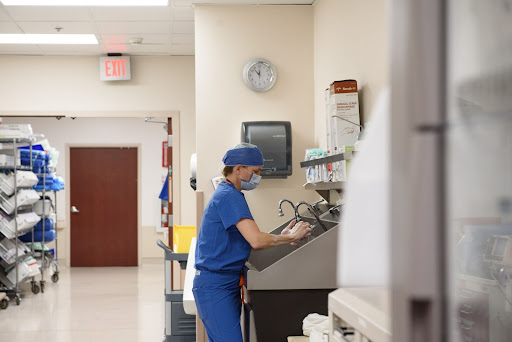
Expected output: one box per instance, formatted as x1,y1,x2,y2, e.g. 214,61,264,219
243,205,341,342
245,203,340,290
246,216,338,272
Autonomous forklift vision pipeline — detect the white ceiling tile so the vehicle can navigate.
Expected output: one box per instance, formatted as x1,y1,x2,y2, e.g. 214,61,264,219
0,6,13,22
0,44,41,53
126,44,173,54
38,43,103,53
42,49,101,56
173,0,193,7
101,34,127,47
173,7,194,21
90,7,172,22
5,7,91,22
102,43,128,54
17,21,96,34
172,33,193,45
97,21,172,35
172,21,193,34
103,33,172,45
0,21,22,33
104,43,172,54
0,51,42,55
171,44,194,55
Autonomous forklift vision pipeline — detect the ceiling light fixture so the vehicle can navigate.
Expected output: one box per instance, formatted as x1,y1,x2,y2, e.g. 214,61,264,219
1,0,168,6
0,34,98,44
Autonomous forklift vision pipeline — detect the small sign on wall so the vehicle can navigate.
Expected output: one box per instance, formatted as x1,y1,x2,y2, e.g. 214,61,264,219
162,141,168,167
100,56,131,81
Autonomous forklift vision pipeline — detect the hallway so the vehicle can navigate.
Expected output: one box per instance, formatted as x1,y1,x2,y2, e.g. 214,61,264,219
0,263,165,342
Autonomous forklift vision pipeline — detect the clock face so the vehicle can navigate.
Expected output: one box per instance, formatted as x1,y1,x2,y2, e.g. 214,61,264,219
248,62,273,89
243,59,277,92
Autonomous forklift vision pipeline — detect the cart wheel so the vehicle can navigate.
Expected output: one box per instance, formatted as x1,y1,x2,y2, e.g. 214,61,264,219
51,273,59,283
0,298,8,309
32,284,40,294
40,282,45,293
15,296,20,305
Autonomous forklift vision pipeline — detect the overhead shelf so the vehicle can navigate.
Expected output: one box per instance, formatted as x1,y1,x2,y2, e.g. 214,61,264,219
300,152,353,168
303,182,344,204
303,182,345,191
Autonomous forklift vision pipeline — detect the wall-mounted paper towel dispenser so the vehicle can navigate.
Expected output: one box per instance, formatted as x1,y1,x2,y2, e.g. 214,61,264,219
241,121,292,178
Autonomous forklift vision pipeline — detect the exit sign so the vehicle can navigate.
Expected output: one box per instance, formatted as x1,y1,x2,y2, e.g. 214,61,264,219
100,56,131,81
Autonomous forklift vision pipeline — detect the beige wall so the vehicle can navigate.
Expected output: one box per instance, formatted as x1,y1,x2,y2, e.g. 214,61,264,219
313,0,390,147
194,5,319,232
0,55,197,228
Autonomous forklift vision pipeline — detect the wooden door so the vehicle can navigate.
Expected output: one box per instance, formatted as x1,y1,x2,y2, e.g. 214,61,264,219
70,147,138,266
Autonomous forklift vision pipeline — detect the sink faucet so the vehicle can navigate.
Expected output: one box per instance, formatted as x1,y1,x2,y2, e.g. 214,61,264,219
278,199,297,220
294,201,328,232
310,199,325,215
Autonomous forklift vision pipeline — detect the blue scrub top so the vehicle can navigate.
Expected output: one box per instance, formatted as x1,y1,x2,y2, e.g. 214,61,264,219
195,181,253,274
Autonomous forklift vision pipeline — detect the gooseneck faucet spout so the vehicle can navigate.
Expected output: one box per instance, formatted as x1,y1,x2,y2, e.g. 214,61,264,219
278,199,297,220
294,201,328,232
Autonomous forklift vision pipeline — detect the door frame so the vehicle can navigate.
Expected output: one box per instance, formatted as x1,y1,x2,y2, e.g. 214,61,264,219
66,144,141,267
62,111,181,267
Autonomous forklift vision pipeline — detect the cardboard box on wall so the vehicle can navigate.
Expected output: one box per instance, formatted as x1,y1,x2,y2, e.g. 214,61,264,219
329,80,360,154
325,88,333,156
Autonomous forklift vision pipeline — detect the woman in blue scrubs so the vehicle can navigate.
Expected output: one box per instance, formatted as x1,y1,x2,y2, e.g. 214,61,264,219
193,143,312,342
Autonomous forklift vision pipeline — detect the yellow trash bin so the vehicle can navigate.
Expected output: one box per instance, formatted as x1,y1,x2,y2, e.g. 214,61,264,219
173,225,196,253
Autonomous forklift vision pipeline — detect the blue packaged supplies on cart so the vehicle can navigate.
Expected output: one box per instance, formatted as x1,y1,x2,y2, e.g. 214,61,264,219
33,175,64,191
19,148,51,173
50,177,64,191
18,144,45,152
19,229,55,243
33,218,54,231
21,157,45,168
36,174,55,185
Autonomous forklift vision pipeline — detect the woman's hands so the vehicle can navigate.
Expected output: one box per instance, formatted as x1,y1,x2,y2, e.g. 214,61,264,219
281,219,312,245
236,218,312,250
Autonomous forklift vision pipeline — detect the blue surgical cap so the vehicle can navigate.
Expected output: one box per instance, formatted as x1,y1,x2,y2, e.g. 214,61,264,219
222,143,264,167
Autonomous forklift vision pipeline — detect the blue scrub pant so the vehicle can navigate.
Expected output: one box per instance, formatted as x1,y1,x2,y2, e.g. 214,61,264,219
193,270,243,342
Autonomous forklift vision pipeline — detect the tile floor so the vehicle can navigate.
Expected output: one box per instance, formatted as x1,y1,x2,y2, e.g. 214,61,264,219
0,262,166,342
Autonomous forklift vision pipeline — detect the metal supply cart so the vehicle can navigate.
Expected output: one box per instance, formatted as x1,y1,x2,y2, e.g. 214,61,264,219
31,158,60,293
0,138,36,305
50,190,60,283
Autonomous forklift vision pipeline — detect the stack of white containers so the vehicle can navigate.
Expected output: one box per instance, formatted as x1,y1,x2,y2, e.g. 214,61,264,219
0,171,40,238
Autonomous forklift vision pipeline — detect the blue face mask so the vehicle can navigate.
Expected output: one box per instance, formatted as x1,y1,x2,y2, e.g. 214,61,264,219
240,167,261,191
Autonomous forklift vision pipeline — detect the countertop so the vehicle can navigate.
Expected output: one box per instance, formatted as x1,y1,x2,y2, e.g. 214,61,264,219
329,288,391,342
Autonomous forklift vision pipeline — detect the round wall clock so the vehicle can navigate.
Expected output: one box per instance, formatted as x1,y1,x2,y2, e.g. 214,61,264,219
242,58,277,92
